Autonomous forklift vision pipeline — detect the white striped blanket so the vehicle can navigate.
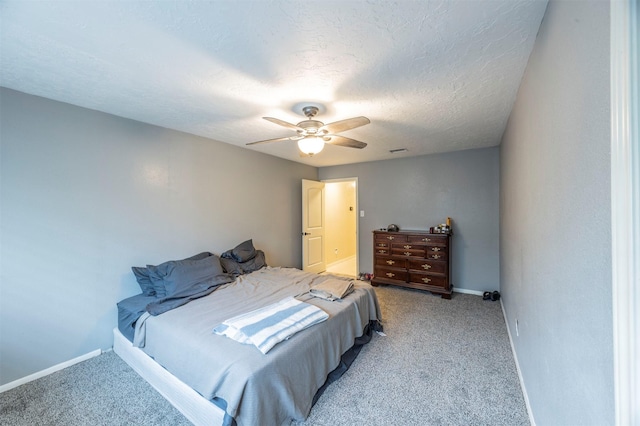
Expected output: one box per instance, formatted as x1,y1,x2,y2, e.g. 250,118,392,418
212,296,329,354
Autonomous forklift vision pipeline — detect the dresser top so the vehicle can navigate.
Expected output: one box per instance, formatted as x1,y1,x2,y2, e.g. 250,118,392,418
373,229,451,236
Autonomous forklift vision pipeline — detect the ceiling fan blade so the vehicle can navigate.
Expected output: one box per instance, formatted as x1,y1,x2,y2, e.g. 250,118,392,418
246,135,303,146
320,116,370,134
326,135,367,149
263,117,304,131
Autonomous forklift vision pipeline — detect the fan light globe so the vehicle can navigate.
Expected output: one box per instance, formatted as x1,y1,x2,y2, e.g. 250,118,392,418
298,136,325,156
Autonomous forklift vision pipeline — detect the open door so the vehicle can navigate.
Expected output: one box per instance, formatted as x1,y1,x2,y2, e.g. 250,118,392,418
301,179,326,273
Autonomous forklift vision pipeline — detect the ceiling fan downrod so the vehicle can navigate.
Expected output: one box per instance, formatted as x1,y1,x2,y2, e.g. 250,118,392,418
302,106,319,119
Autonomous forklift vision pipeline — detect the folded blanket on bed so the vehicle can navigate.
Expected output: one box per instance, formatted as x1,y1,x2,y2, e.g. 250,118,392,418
212,296,329,354
310,278,355,301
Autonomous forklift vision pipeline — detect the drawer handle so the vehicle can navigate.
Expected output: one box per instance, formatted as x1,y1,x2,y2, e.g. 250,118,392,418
378,250,387,254
432,254,441,259
386,272,395,278
386,260,395,265
387,236,395,240
422,277,432,283
404,252,411,256
432,247,441,252
378,243,386,247
422,238,431,242
422,264,432,270
403,245,412,249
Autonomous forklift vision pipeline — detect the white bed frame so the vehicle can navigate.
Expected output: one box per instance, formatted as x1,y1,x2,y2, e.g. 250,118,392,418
112,328,225,426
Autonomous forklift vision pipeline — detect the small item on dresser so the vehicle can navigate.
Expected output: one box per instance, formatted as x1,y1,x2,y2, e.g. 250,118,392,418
387,224,399,232
432,221,452,234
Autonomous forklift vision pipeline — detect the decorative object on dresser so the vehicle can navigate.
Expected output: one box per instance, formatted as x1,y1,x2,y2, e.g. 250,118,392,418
371,230,452,299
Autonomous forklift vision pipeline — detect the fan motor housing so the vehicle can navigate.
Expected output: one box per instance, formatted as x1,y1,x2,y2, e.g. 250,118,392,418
297,120,325,135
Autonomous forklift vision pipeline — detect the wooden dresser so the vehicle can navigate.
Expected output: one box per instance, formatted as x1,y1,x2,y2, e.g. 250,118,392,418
371,230,452,299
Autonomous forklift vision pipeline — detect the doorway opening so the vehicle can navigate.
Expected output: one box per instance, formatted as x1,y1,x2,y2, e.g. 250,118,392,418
323,178,358,278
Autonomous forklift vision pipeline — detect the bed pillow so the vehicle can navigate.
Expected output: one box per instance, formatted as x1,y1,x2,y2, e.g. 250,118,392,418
134,251,212,298
228,239,257,262
240,250,267,273
220,257,243,277
131,266,156,296
221,250,267,277
132,251,212,296
147,254,231,298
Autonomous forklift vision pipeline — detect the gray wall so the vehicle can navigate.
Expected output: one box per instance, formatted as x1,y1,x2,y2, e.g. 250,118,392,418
0,88,317,385
319,147,500,293
500,1,613,424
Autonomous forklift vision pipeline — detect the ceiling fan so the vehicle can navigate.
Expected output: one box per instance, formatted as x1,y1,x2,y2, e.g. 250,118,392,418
246,106,370,156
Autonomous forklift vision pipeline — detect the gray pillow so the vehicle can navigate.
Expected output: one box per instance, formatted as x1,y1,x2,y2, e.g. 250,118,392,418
131,266,155,296
231,239,257,262
136,251,212,298
240,250,266,273
220,257,243,277
147,254,230,298
221,250,267,277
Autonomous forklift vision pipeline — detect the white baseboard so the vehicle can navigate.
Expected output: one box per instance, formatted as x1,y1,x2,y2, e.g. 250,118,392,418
500,299,536,426
0,349,102,393
453,287,485,296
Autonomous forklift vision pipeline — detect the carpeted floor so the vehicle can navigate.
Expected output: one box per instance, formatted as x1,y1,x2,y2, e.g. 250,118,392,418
298,286,529,425
0,286,529,425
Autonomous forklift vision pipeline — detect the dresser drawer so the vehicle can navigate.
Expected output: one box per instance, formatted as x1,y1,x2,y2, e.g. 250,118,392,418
395,242,424,251
391,247,425,257
375,267,408,282
408,259,447,274
375,233,407,243
375,241,389,249
426,245,447,253
376,257,407,268
408,234,447,246
426,252,448,261
409,273,447,288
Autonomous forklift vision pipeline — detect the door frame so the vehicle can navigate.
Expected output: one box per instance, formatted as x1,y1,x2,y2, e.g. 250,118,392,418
611,1,639,424
322,177,359,277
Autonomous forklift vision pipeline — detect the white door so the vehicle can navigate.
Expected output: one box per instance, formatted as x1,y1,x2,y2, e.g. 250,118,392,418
302,179,326,273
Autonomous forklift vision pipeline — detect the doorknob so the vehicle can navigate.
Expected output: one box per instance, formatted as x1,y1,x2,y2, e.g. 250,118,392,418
302,232,311,236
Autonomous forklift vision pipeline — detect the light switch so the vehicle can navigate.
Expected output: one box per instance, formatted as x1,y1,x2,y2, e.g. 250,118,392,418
360,210,365,217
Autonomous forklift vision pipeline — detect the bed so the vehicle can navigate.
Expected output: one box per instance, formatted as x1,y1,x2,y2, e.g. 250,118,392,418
113,244,381,426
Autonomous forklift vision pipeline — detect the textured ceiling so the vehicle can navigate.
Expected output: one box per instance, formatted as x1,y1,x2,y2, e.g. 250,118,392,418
0,0,547,167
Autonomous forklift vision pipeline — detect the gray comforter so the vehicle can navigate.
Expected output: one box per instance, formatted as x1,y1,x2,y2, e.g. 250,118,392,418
137,267,381,426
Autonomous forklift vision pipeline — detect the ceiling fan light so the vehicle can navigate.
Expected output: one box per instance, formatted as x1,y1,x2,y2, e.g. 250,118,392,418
298,136,325,156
